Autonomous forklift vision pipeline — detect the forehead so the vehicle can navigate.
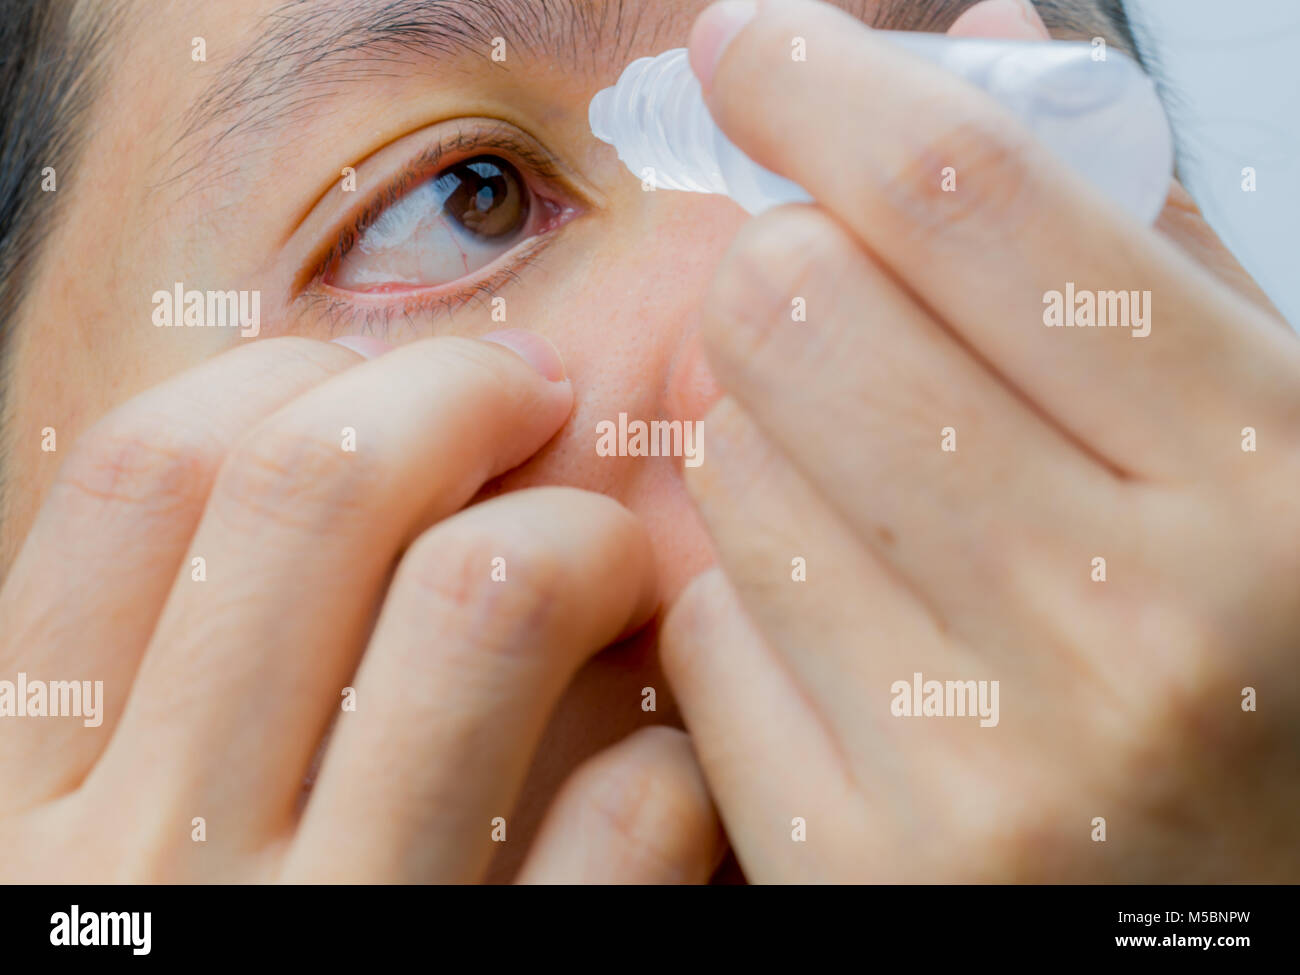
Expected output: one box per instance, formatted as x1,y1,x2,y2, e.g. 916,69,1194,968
171,0,892,65
106,0,1119,210
147,0,891,185
107,0,1121,183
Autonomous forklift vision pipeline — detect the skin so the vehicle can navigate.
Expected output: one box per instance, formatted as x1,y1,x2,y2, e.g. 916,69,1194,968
0,0,1294,882
1,0,743,883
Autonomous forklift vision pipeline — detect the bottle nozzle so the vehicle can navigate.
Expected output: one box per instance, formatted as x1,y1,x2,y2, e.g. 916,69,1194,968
588,87,615,143
589,35,1173,222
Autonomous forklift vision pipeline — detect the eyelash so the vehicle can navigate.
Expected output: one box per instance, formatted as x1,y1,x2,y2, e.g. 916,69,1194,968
301,121,577,333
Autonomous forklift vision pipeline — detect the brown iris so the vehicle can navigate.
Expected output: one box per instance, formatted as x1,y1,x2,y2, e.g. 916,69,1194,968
434,155,529,239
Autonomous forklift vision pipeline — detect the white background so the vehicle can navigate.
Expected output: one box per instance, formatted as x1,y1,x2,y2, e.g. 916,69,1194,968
1127,0,1300,328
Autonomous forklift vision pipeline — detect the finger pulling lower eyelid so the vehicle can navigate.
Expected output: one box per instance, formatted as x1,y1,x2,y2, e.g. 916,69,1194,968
480,328,568,381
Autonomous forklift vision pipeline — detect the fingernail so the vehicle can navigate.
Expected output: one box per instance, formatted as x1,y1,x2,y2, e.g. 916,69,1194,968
1009,0,1051,38
689,0,757,92
666,333,724,422
480,329,567,382
330,335,394,358
949,0,1050,40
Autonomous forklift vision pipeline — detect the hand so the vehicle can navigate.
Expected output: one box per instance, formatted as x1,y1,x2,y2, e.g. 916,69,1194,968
661,0,1300,881
0,332,721,883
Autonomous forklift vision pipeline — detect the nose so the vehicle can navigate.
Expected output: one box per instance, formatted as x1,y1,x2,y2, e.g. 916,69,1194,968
476,191,744,598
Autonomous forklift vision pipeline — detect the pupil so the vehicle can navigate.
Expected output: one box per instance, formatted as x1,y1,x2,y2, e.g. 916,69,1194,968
442,156,527,239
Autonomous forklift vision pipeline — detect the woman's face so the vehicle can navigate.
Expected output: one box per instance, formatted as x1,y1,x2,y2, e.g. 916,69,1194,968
5,0,740,578
1,0,763,878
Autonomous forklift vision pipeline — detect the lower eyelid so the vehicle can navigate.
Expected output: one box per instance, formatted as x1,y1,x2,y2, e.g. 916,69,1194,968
303,226,564,338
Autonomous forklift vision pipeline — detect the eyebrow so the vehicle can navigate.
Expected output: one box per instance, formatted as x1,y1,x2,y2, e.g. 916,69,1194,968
172,0,674,178
170,0,1136,187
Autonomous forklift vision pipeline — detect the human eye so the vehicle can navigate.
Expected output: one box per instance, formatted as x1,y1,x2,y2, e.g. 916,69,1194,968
306,119,585,322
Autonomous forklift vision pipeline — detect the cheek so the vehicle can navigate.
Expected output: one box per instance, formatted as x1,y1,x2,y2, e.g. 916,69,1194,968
480,199,742,600
0,226,216,567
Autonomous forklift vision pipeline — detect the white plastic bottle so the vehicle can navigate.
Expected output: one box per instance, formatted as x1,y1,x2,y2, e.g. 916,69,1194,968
589,34,1174,222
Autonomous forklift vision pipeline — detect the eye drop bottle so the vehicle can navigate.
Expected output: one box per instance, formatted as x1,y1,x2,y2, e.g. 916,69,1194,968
589,33,1173,222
